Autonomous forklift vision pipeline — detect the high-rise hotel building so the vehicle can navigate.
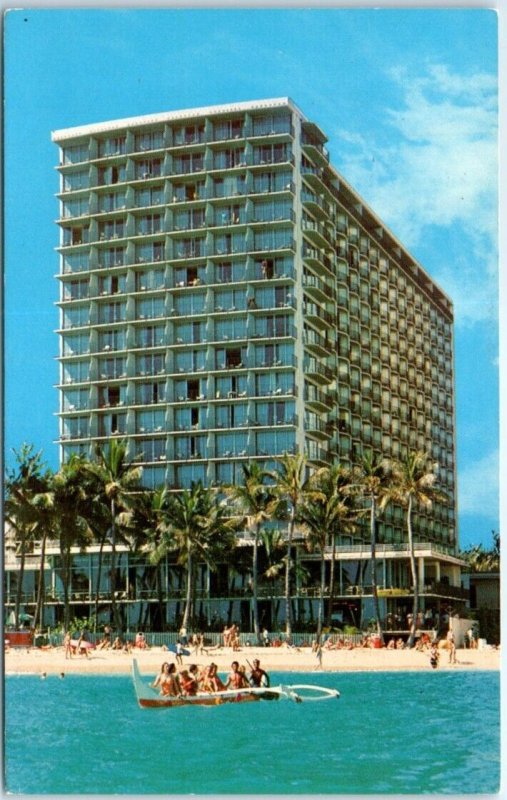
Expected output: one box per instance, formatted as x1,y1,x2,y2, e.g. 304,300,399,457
51,98,465,628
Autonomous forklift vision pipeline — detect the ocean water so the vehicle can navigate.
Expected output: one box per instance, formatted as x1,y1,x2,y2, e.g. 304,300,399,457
5,669,500,795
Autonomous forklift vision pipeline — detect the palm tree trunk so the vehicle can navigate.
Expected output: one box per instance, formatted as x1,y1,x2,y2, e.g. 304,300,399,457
94,533,106,631
14,532,27,629
326,532,337,627
110,498,123,633
62,544,72,632
33,532,48,631
252,523,261,643
406,495,418,648
370,495,383,641
181,552,193,631
285,511,294,642
317,546,325,640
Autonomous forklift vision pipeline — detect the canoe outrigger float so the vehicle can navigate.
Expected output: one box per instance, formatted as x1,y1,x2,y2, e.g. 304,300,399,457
132,659,340,708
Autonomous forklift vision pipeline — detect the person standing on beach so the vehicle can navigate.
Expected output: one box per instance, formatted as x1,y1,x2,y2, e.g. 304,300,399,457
446,629,456,664
430,643,439,669
315,641,323,670
63,631,72,659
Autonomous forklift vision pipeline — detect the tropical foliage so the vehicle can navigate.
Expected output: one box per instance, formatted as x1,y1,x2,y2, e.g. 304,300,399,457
4,442,456,640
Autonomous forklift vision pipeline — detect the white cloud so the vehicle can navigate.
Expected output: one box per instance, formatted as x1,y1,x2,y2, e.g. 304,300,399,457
457,448,499,517
333,63,498,327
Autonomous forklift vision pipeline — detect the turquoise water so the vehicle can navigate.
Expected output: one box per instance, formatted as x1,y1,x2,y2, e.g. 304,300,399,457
5,670,500,794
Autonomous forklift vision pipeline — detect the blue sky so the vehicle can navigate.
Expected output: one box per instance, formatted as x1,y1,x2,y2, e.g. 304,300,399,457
4,8,499,549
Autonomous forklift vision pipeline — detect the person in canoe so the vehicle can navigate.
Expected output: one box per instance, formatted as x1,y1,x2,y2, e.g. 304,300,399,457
201,662,225,692
152,662,181,696
225,661,249,690
248,658,270,688
179,668,198,696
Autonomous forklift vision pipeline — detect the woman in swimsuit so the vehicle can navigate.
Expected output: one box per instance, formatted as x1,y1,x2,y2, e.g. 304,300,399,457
152,662,181,696
179,669,198,696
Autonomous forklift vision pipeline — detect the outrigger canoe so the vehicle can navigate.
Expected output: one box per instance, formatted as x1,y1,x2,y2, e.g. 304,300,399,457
132,659,340,708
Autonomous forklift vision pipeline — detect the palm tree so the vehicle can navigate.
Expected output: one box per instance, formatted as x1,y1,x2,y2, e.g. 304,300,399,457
119,487,171,630
49,455,95,631
269,453,317,642
353,453,393,641
260,527,286,629
151,483,240,631
390,451,446,648
4,445,48,628
300,465,355,640
226,462,275,644
88,440,143,632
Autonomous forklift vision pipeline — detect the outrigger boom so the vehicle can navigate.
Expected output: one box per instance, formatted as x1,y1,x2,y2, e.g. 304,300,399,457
132,659,340,708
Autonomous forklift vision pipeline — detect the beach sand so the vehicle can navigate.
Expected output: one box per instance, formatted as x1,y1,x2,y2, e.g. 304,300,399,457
4,643,500,677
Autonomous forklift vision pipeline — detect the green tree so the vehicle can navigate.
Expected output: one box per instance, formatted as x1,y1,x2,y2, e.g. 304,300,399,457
50,455,95,631
269,453,317,642
460,532,500,573
226,462,275,644
353,453,393,641
390,451,446,647
4,445,48,628
119,487,171,630
300,464,355,639
150,483,240,631
88,440,142,632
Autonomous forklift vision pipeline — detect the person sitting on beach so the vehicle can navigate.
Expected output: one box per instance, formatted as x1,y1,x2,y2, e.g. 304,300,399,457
179,668,198,696
387,637,396,650
111,636,123,650
395,637,405,650
249,659,270,687
225,660,249,690
135,632,147,649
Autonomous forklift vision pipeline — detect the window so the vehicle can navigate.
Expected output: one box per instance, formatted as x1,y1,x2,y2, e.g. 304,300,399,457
135,159,162,179
173,153,204,174
253,227,293,252
62,197,89,219
63,170,89,192
64,279,88,300
212,118,244,141
98,247,126,268
98,136,126,157
252,113,292,136
135,325,165,348
98,192,126,213
135,214,163,235
98,164,126,185
134,131,164,151
63,306,90,328
213,148,246,169
135,241,165,263
136,353,165,376
173,124,205,145
62,144,88,164
253,143,291,165
135,186,163,207
253,170,292,194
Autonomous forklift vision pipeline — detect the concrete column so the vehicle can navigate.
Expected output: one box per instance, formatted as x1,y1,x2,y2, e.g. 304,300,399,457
417,557,425,592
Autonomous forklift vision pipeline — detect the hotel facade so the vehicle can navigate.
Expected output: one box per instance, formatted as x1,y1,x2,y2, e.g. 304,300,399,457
5,99,468,634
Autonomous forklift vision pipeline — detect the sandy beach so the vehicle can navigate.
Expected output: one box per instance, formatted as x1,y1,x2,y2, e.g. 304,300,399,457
4,643,500,677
